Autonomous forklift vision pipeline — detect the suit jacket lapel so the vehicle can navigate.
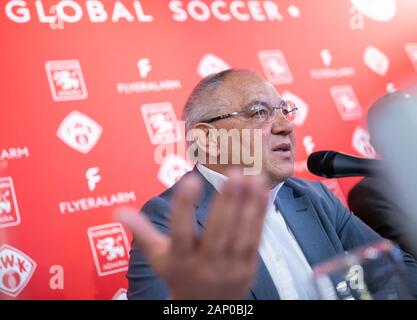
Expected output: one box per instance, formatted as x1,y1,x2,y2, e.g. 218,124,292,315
275,184,338,267
248,258,280,299
192,168,279,300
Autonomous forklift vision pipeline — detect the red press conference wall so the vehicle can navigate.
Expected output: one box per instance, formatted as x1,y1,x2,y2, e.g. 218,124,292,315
1,0,417,300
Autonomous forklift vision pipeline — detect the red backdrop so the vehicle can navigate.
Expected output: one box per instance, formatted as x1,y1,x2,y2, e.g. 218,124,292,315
1,0,417,299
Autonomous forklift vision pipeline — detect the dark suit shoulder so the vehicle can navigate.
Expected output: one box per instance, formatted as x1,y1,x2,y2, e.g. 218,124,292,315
347,177,399,214
349,177,386,196
140,194,172,229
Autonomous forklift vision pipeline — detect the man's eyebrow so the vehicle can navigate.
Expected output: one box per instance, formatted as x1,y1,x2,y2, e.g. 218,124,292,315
243,99,270,110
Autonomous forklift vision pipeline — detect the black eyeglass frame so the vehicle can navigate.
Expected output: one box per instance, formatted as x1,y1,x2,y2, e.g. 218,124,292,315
201,99,298,124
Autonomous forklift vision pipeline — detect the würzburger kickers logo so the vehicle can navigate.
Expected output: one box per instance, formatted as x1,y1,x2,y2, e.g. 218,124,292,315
0,245,37,297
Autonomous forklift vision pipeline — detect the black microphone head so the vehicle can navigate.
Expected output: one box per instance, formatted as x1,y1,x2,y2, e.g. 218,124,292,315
308,150,379,178
307,151,337,178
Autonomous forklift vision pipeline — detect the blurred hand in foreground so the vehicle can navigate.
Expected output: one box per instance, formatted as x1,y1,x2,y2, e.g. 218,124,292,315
116,168,269,300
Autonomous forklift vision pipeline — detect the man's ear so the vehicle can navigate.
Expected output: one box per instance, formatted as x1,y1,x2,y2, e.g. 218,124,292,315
192,123,220,159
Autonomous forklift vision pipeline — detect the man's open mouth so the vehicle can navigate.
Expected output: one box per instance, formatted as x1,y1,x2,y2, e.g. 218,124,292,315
272,143,291,153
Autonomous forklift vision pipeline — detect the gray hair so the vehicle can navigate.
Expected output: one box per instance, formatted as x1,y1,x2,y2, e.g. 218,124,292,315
182,69,237,134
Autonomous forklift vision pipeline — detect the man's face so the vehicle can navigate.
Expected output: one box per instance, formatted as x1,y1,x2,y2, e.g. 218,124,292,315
206,71,295,185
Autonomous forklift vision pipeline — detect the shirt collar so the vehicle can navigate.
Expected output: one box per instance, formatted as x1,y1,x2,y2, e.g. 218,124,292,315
196,163,284,207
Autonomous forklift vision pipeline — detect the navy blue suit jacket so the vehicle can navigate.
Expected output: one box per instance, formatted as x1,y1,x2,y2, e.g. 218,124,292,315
127,169,417,299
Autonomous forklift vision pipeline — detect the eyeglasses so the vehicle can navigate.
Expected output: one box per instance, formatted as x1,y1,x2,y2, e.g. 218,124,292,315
201,99,298,124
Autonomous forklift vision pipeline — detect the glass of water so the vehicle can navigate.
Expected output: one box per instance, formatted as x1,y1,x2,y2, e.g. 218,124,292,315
312,240,413,300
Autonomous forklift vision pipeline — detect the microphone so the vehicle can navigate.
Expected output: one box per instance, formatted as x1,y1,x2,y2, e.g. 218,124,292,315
307,151,380,178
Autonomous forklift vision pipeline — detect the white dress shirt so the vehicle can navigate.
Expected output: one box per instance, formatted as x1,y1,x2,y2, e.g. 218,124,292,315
196,164,318,299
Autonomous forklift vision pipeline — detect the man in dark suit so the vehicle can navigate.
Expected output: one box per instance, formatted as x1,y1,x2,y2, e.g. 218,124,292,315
118,70,417,299
349,92,417,257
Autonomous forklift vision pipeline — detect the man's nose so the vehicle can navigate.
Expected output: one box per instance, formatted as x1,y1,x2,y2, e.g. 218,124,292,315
271,114,294,136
